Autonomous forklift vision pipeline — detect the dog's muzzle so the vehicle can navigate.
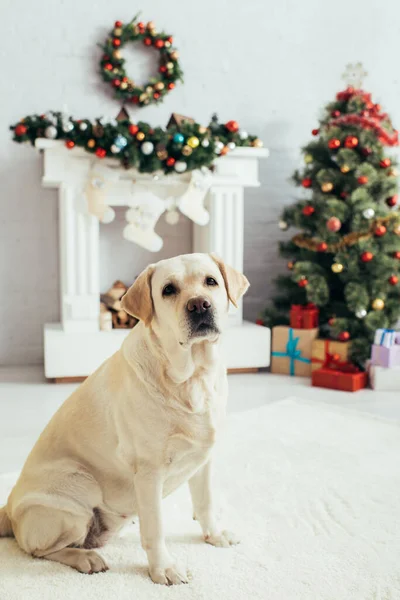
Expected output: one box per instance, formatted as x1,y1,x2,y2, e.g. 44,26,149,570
186,296,219,338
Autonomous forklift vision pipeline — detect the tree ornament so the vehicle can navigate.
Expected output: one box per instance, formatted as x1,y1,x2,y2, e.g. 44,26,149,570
302,178,312,188
87,139,96,148
380,158,391,168
338,331,350,341
112,38,121,47
173,133,185,144
374,225,387,237
201,138,210,148
225,120,239,133
344,136,358,148
239,130,248,140
331,263,344,273
279,220,288,231
362,208,375,219
372,298,385,310
214,141,224,155
361,251,373,262
141,141,154,155
340,165,350,173
166,157,176,167
386,195,398,207
312,129,319,136
298,278,308,288
287,260,295,270
95,147,106,158
304,154,313,164
327,216,341,232
62,121,74,133
227,141,236,150
302,205,315,216
174,160,187,173
110,144,120,154
328,138,341,149
15,123,27,136
389,275,399,285
128,124,139,135
45,125,58,139
357,175,368,184
182,145,192,156
340,192,348,199
114,134,127,150
187,136,199,148
65,140,75,149
328,318,335,326
321,182,333,192
331,110,341,117
355,308,367,318
389,167,399,177
136,131,145,141
317,242,328,252
252,139,263,148
393,224,400,235
394,251,400,259
362,147,372,156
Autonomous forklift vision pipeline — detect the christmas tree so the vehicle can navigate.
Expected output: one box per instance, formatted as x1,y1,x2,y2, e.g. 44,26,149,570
262,64,400,365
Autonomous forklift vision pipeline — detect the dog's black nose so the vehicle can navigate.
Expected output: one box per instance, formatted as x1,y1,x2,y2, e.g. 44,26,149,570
187,297,211,314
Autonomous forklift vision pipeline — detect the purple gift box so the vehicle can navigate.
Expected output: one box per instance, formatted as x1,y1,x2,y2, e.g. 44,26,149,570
371,344,400,368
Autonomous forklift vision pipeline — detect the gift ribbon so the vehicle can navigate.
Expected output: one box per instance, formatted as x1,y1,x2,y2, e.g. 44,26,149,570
272,328,311,376
311,340,337,368
379,328,395,346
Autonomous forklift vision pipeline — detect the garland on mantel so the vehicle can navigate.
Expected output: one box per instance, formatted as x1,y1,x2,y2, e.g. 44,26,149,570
10,112,263,175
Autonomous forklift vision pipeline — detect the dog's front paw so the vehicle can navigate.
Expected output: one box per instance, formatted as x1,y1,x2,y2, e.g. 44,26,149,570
149,564,191,586
205,529,240,548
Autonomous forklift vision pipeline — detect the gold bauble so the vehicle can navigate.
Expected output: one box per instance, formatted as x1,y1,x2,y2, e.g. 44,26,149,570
87,139,96,148
113,27,122,36
113,68,120,74
182,145,193,156
187,136,199,149
113,50,122,59
139,93,148,102
120,81,128,90
341,164,350,173
164,41,171,48
372,298,385,310
331,263,344,273
304,154,313,164
166,62,174,70
146,21,155,29
394,224,400,235
198,126,207,134
136,132,145,141
252,138,263,148
146,86,153,94
170,51,179,60
157,150,168,160
321,182,333,192
389,168,399,177
155,82,164,91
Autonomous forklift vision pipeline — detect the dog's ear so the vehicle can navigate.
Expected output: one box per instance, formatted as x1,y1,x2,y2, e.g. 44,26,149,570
121,266,155,326
210,254,250,307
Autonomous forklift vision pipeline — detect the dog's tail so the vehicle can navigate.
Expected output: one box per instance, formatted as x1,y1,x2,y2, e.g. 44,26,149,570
0,506,13,537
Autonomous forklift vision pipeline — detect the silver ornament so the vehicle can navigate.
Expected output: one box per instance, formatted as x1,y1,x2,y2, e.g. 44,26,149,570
174,160,187,173
362,208,375,219
201,139,210,148
214,141,224,154
44,125,58,139
279,220,289,231
141,141,154,155
62,121,74,133
114,134,128,149
79,122,88,131
239,130,248,140
165,209,180,225
110,144,120,154
227,142,236,150
355,308,367,318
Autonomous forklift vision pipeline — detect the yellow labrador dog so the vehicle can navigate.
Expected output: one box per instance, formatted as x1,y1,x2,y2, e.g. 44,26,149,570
0,253,249,585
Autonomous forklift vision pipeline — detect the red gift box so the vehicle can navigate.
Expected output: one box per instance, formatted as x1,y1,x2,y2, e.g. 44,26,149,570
312,357,368,392
290,304,319,329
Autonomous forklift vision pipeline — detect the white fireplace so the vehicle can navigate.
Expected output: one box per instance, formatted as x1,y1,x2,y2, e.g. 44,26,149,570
37,140,271,379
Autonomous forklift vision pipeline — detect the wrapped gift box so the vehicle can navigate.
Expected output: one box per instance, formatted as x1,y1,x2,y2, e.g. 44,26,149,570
290,304,319,329
371,328,400,368
369,365,400,390
312,366,368,392
271,326,318,377
311,339,350,372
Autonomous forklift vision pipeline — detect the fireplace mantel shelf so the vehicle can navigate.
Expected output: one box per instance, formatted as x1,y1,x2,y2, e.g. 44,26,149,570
38,140,271,378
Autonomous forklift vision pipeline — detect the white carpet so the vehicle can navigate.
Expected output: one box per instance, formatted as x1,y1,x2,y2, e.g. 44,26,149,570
0,398,399,600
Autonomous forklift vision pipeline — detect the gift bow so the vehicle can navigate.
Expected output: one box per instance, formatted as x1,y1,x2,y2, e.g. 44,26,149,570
374,328,399,348
272,328,311,376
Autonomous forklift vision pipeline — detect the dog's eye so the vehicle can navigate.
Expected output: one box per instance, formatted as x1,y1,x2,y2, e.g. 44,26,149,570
206,277,218,286
162,284,177,296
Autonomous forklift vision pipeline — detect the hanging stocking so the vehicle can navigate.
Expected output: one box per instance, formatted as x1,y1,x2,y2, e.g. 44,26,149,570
85,164,119,223
123,187,166,252
177,169,212,225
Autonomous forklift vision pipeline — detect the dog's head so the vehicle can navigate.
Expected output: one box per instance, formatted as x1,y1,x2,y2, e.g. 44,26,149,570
121,253,249,347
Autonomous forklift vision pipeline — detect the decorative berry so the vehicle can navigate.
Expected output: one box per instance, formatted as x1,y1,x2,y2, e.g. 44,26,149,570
302,205,315,216
328,318,335,326
312,129,319,136
357,175,368,184
344,136,358,148
143,37,152,46
374,225,387,237
361,251,373,262
302,178,312,188
225,120,239,133
331,110,341,117
394,251,400,260
159,65,167,73
115,20,123,27
298,278,308,288
104,63,113,71
153,92,160,99
112,38,121,47
380,158,391,168
317,242,328,252
154,39,164,49
15,124,27,136
128,124,139,135
362,147,372,156
95,148,106,158
112,79,121,87
326,217,341,232
338,331,350,341
167,82,175,90
387,195,398,207
389,275,399,285
328,138,341,149
65,140,75,149
166,157,176,167
340,192,348,199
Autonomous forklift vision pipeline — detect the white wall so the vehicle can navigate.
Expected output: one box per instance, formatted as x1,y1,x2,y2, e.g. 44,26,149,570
1,0,399,365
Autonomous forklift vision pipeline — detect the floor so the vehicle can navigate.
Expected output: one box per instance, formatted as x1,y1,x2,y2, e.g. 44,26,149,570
0,366,399,474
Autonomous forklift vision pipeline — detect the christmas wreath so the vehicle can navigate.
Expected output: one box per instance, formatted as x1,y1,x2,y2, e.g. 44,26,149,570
100,16,183,106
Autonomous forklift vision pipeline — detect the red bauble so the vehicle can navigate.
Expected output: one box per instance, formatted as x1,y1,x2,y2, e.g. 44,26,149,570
95,148,106,159
331,110,340,117
131,96,139,104
387,195,398,207
338,331,350,341
112,38,121,47
302,205,315,216
256,319,264,326
159,65,167,73
153,92,160,99
361,251,373,262
112,79,121,87
380,158,391,168
225,120,239,133
389,275,399,286
15,124,27,136
104,63,113,71
362,147,372,156
154,39,164,49
344,135,359,148
143,37,152,46
302,178,312,188
326,216,341,232
317,242,328,252
357,175,368,184
137,21,144,29
122,76,128,82
298,278,308,288
129,124,139,135
312,128,319,136
328,138,341,149
394,251,400,259
65,140,75,149
340,192,348,199
167,36,173,43
166,157,176,167
115,20,123,27
167,82,175,90
374,225,387,237
328,318,335,326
